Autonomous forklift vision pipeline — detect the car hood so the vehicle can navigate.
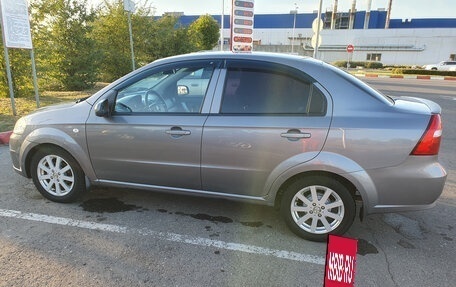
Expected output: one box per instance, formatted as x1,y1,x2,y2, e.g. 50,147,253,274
29,102,77,115
21,101,92,127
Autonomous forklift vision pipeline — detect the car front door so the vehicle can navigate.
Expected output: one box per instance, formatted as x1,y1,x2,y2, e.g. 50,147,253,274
86,60,220,190
201,60,332,197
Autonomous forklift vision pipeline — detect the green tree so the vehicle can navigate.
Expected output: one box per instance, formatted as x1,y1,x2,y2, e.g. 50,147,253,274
187,14,220,51
141,15,195,62
91,0,135,82
91,1,194,82
31,0,98,90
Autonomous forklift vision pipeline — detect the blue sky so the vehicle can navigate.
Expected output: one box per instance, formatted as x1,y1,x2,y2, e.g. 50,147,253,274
88,0,455,19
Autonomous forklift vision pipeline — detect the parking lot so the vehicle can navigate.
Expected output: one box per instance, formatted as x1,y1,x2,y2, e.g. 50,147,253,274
1,78,455,287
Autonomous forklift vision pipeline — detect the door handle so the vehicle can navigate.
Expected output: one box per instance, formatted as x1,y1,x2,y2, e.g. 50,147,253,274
166,127,191,137
281,130,311,140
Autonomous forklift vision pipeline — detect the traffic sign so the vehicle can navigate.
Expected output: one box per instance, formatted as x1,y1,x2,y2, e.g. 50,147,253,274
312,18,324,32
346,44,355,53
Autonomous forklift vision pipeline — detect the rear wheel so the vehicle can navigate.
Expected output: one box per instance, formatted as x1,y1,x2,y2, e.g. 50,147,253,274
30,147,86,203
280,176,356,241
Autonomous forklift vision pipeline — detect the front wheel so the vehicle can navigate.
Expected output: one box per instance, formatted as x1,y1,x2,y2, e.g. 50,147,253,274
280,176,356,241
30,147,86,203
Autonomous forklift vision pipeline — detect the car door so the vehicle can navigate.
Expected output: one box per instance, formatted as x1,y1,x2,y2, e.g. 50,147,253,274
201,60,332,197
86,60,220,190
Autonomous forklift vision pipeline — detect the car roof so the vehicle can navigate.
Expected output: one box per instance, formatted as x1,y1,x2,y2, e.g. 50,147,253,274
151,51,319,68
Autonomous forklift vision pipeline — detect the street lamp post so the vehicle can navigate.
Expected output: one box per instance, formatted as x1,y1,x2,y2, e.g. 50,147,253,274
220,0,224,51
124,0,135,71
291,3,298,54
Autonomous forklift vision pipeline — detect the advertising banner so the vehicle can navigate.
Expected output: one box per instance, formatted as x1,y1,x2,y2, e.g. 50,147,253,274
0,0,33,49
324,235,358,287
231,0,254,52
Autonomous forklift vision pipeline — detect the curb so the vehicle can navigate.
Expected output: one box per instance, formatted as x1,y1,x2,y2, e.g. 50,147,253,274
355,73,456,81
0,131,12,145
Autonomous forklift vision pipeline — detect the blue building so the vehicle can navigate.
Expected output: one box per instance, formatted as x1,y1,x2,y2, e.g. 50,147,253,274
169,10,456,65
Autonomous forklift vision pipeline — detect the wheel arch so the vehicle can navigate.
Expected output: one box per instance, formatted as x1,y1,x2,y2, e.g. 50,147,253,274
273,170,358,210
266,152,378,216
20,127,96,180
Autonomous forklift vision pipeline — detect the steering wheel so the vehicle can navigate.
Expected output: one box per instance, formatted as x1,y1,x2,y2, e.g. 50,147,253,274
115,102,133,113
145,90,167,112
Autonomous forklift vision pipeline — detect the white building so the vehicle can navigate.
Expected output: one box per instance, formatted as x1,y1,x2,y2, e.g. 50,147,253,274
180,10,456,66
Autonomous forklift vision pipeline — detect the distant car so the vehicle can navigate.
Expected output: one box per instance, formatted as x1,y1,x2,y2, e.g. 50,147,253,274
9,52,447,241
423,61,456,71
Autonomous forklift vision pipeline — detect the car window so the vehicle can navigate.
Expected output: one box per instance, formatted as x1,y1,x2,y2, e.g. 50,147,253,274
220,66,326,115
114,62,216,114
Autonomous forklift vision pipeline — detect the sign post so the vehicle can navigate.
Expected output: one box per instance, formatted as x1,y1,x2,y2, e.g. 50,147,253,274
0,0,39,115
346,44,354,69
312,0,323,59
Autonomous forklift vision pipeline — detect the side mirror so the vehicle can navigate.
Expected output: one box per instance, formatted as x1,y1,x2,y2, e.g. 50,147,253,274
95,99,111,117
94,90,117,117
177,85,189,96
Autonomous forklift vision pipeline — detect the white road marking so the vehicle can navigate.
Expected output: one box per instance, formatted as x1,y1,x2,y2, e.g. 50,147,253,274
0,208,325,265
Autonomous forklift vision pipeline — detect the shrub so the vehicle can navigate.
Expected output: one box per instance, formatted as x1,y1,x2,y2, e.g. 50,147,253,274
401,69,456,76
366,62,383,69
332,61,383,69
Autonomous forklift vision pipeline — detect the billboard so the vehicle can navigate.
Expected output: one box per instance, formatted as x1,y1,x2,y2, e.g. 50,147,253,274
231,0,254,52
0,0,33,49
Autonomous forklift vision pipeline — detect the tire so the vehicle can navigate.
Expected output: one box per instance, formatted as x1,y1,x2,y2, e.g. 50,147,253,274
30,147,86,203
280,176,356,242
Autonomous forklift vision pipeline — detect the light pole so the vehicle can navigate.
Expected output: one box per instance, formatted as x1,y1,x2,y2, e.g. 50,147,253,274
291,3,298,54
220,0,224,51
124,0,135,71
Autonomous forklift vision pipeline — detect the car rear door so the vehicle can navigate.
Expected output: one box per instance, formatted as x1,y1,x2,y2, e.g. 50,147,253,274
201,60,332,197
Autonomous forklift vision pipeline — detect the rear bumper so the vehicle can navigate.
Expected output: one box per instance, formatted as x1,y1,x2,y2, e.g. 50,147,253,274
361,156,447,214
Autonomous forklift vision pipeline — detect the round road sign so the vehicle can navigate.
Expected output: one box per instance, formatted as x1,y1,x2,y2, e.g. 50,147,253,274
346,44,354,53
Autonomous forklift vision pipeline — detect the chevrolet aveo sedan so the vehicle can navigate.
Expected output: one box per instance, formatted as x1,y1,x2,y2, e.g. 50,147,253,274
10,52,447,241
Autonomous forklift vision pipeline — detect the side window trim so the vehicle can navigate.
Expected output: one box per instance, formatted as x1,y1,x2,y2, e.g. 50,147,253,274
111,60,222,115
218,60,326,116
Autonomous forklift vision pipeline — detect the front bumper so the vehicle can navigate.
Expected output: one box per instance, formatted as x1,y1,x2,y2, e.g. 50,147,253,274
9,132,27,177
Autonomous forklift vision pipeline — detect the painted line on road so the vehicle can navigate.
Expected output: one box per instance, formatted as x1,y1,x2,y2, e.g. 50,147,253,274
0,208,325,265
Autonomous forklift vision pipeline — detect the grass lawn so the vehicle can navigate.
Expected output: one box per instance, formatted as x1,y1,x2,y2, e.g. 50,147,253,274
0,84,105,132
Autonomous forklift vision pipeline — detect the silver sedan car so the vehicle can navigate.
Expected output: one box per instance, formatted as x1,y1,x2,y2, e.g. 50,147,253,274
9,52,447,241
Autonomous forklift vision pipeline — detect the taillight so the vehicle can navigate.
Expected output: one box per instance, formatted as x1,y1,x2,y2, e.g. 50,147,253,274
411,114,442,156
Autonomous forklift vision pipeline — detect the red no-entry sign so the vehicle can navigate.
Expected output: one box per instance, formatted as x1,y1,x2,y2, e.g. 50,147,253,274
346,44,354,53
